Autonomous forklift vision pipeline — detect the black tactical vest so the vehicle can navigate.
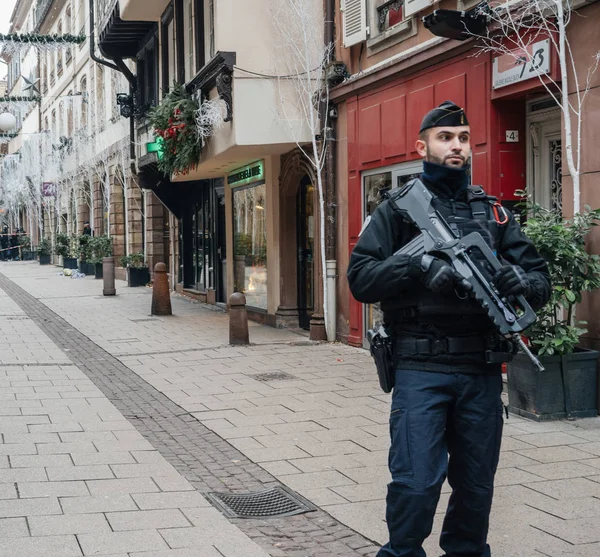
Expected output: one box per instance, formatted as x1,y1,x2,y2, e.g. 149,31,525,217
383,185,503,324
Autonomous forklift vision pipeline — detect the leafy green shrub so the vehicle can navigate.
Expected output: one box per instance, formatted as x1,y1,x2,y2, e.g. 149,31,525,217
520,196,600,356
89,235,113,264
37,237,52,256
20,235,31,251
54,232,71,257
78,234,93,261
119,252,146,268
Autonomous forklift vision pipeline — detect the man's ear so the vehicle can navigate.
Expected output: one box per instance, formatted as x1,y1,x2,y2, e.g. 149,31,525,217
415,139,427,158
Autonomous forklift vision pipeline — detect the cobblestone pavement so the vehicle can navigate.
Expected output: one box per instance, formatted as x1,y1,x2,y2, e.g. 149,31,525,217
0,267,378,557
3,262,600,556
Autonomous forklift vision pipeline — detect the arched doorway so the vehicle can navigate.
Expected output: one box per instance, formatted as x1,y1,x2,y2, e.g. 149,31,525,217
278,151,324,336
297,175,315,329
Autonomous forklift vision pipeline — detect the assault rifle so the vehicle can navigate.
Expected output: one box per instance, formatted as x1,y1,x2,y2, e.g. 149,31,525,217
390,179,544,372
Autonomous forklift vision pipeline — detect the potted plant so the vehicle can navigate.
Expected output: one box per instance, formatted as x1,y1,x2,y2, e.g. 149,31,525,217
55,232,78,269
78,234,94,275
507,198,600,420
37,238,52,265
90,235,113,279
120,253,150,287
19,234,32,261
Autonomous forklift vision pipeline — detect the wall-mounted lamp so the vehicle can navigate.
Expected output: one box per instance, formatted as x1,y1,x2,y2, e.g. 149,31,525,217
423,1,491,41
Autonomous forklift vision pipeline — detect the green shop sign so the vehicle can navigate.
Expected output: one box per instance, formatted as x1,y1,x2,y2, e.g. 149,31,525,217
146,137,165,160
228,160,264,187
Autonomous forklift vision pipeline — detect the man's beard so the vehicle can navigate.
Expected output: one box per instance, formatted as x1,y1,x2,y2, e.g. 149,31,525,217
425,150,466,168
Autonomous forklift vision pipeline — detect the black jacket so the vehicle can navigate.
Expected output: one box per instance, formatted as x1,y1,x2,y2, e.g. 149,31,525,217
347,175,551,374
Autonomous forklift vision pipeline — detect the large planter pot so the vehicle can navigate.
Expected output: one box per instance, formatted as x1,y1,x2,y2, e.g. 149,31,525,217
39,254,51,265
94,263,103,279
63,257,78,270
507,349,599,421
127,267,150,287
79,262,95,275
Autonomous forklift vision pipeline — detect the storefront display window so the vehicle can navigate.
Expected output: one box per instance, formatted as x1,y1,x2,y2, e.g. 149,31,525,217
233,184,267,310
362,162,422,344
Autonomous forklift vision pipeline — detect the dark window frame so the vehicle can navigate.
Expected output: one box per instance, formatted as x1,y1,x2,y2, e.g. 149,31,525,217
161,4,175,95
194,0,205,71
136,27,160,117
174,0,185,83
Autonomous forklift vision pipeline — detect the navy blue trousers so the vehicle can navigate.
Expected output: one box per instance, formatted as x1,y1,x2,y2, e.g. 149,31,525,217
377,369,504,557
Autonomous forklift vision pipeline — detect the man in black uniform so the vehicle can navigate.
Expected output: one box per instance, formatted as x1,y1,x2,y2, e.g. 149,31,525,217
347,101,550,557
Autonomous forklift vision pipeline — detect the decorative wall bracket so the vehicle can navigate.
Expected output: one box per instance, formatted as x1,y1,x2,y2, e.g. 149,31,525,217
187,52,236,123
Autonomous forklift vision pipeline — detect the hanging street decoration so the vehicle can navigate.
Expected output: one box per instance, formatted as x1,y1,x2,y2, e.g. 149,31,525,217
0,33,86,45
0,133,19,144
0,96,41,103
21,76,41,97
0,33,86,56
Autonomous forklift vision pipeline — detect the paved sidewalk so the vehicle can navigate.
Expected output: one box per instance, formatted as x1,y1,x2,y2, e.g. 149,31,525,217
0,267,274,557
3,262,600,556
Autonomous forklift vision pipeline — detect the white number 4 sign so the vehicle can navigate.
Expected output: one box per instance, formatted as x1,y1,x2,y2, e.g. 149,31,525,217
506,130,519,143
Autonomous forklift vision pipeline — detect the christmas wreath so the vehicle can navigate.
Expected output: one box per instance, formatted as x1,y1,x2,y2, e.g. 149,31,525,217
149,83,201,177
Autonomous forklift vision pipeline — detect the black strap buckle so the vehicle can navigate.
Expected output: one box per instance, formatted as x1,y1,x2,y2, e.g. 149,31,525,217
431,338,448,356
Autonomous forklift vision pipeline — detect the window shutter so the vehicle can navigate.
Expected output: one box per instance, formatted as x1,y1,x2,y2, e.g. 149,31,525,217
404,0,435,18
342,0,367,48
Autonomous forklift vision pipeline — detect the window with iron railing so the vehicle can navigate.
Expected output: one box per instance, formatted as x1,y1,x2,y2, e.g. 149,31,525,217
50,71,56,88
376,0,403,33
57,59,63,77
66,48,73,65
366,0,416,54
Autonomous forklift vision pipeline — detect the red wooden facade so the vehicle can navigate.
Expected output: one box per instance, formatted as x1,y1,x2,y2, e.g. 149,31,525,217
345,50,548,346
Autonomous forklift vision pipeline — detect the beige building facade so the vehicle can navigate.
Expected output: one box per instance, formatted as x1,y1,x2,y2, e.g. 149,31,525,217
99,0,329,336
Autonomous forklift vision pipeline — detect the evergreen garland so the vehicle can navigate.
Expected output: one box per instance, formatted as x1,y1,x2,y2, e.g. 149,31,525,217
149,83,201,177
0,33,85,45
0,96,41,103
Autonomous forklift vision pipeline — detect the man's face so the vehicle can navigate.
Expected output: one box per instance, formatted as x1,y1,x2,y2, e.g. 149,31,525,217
416,126,471,168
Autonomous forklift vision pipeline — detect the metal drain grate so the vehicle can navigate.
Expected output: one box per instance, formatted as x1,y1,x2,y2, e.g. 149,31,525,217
252,371,296,382
206,485,316,519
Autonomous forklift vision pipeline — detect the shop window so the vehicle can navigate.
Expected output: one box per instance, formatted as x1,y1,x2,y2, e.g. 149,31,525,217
367,0,417,55
233,184,267,310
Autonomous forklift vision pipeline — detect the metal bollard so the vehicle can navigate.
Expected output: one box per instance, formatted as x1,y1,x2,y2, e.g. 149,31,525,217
229,292,249,345
102,257,116,296
151,262,172,316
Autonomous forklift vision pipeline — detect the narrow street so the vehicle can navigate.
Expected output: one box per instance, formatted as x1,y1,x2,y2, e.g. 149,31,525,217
0,262,597,557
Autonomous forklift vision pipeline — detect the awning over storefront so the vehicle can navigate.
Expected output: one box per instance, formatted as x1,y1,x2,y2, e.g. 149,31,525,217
99,4,156,59
137,157,183,218
138,155,211,219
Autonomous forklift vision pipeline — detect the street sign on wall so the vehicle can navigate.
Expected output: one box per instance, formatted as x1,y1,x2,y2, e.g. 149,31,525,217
492,40,551,90
42,182,57,197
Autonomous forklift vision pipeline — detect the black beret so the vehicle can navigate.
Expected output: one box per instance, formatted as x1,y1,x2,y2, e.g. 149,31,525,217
420,100,469,132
